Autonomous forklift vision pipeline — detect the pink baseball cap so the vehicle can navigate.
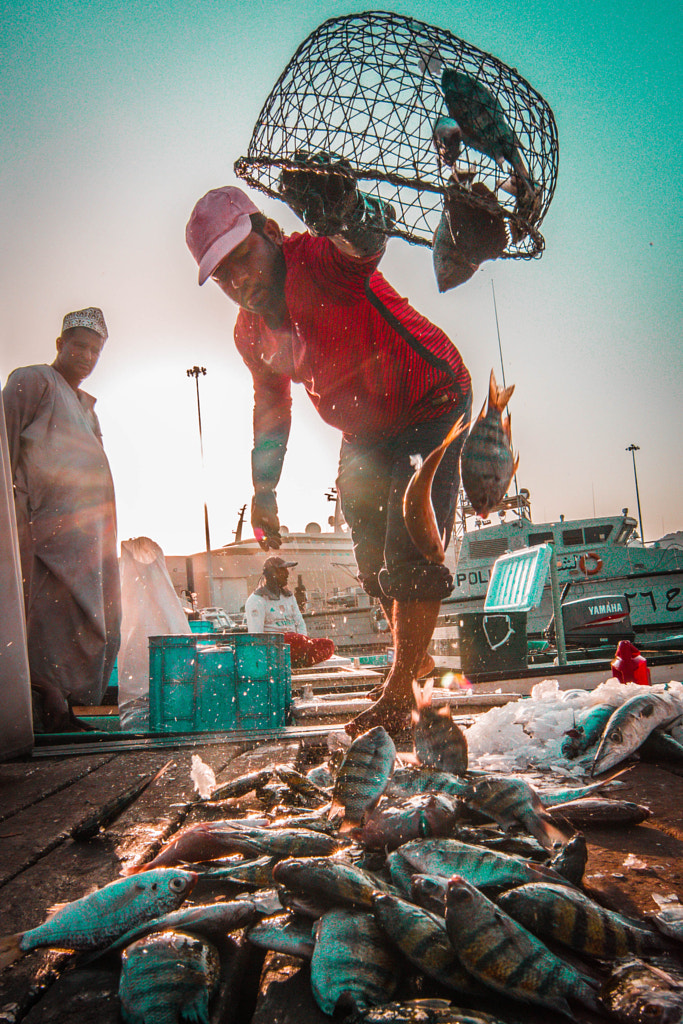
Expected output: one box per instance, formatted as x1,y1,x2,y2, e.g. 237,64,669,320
186,186,260,285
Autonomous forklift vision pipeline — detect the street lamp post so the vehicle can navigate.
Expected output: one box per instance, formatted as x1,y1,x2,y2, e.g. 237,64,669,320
187,366,216,606
625,444,645,543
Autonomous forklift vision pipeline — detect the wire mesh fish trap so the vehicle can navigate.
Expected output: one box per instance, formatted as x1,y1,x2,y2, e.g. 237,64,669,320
235,10,559,258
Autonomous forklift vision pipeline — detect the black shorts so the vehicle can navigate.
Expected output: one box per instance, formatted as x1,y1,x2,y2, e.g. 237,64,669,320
337,392,472,602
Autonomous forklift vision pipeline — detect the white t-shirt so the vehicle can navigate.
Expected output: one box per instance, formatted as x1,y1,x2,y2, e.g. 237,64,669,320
245,589,307,635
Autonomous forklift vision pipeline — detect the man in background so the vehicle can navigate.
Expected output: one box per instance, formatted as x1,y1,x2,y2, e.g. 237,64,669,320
2,307,121,731
245,555,334,668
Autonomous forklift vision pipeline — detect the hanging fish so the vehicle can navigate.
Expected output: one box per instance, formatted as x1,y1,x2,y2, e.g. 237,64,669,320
440,69,535,195
412,679,468,774
444,876,601,1017
432,116,463,172
433,184,508,293
403,415,467,564
119,930,220,1024
460,370,518,518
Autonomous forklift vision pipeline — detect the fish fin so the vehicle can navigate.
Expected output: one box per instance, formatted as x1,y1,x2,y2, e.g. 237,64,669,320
512,453,520,473
474,396,488,422
44,902,69,919
0,933,25,970
437,704,452,718
441,413,468,449
522,810,571,852
489,368,515,411
338,818,358,834
502,414,512,440
328,798,346,821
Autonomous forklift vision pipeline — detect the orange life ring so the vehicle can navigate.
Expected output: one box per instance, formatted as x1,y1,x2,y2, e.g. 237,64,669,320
579,552,603,576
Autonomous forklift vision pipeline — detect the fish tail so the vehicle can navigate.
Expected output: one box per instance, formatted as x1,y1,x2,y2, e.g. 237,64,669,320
488,369,515,411
0,933,25,970
523,811,571,852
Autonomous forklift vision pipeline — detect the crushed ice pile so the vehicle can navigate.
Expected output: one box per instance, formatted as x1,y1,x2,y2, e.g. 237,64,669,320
464,678,683,776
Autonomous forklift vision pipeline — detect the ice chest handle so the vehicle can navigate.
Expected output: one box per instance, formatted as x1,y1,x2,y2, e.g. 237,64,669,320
484,543,553,613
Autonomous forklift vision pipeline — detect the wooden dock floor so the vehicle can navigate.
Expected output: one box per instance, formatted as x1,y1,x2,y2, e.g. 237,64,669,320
1,727,682,1023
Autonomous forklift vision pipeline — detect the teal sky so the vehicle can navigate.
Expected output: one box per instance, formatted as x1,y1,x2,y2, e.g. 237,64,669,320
1,0,681,553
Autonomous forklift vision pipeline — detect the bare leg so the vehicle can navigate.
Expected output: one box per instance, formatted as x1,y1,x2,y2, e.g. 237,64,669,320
347,598,441,737
369,595,435,699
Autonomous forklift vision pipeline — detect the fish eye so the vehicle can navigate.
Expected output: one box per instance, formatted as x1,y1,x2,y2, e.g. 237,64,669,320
169,876,187,892
609,728,622,744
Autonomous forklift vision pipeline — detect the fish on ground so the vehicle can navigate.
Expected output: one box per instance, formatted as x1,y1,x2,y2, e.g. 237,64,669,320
651,894,683,943
560,704,615,759
352,793,460,851
119,929,220,1024
346,1002,508,1024
592,690,683,775
385,766,470,801
247,912,316,959
204,768,274,802
600,958,683,1024
496,881,666,958
394,838,573,892
127,821,340,873
444,875,601,1017
99,899,260,957
272,856,396,910
371,892,484,996
459,370,518,518
0,869,196,969
402,415,467,563
550,798,651,828
412,679,468,775
71,761,173,841
461,775,570,852
330,726,396,828
310,908,400,1016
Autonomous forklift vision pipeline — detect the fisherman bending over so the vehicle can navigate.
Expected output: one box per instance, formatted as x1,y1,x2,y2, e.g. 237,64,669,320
186,158,473,736
245,555,334,669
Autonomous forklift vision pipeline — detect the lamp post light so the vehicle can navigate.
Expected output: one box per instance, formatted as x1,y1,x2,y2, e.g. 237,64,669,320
186,366,215,606
625,444,645,544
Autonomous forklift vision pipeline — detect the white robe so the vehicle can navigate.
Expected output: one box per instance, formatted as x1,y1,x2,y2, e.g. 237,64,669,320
2,364,121,706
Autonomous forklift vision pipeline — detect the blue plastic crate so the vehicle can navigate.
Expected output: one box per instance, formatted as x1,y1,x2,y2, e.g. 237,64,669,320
484,544,552,613
148,633,291,733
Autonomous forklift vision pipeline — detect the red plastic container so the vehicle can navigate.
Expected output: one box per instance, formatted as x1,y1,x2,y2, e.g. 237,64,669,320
611,640,651,686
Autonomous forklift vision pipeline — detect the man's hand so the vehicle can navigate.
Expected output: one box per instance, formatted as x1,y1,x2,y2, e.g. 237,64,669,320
280,150,359,236
251,490,282,550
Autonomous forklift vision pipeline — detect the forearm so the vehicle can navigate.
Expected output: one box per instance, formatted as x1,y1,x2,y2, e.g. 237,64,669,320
251,376,291,492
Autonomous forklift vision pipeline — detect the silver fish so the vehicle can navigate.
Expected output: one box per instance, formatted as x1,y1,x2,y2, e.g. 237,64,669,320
119,930,220,1024
100,899,259,956
550,798,651,827
592,691,682,775
311,908,400,1015
460,370,517,518
247,912,315,959
444,876,601,1017
560,704,615,759
412,679,468,774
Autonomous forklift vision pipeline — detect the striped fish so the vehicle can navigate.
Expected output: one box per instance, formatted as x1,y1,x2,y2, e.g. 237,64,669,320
462,776,570,852
272,856,396,909
352,793,460,851
460,370,518,518
119,930,220,1024
371,892,484,996
396,838,573,892
311,909,400,1015
412,680,468,775
410,874,448,916
444,876,600,1016
497,882,666,958
385,767,469,801
330,726,396,827
247,912,315,959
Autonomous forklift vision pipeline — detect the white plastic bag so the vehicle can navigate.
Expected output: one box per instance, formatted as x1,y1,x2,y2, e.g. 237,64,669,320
118,537,190,729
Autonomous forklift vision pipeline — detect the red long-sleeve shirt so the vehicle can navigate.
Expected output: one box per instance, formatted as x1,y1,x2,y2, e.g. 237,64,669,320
235,232,470,480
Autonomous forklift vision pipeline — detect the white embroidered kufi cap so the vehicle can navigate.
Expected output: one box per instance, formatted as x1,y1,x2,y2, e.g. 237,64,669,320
61,307,108,341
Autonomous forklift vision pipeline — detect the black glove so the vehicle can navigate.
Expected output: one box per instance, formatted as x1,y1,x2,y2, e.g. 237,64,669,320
280,150,359,236
251,490,282,551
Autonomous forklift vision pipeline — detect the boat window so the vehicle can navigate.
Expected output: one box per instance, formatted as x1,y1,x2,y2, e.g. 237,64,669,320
528,531,554,545
584,524,613,544
467,537,510,559
562,529,584,546
615,522,635,545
